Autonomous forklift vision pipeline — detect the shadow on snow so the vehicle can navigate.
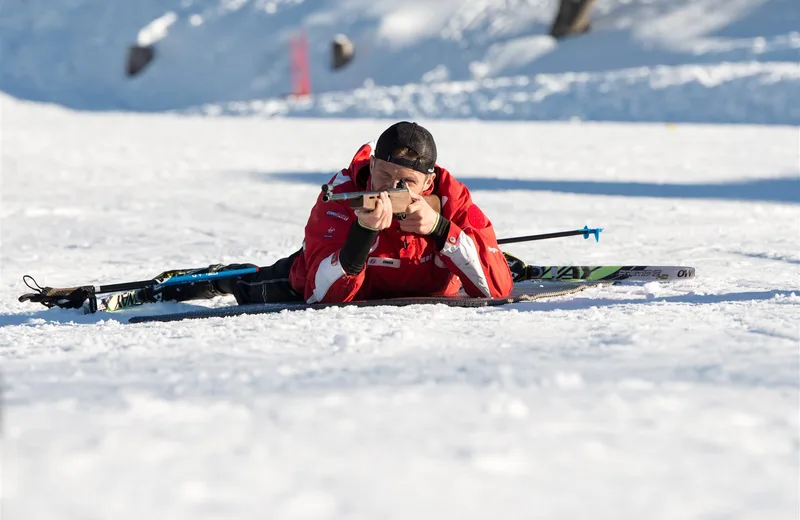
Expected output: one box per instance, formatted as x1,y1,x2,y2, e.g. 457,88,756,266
2,289,795,328
508,289,798,313
256,171,800,204
0,301,214,328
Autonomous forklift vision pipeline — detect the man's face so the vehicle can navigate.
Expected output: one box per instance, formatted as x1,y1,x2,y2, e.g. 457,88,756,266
369,157,435,194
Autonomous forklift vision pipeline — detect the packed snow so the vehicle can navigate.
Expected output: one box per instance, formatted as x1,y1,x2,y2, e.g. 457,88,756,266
1,95,798,519
1,0,799,517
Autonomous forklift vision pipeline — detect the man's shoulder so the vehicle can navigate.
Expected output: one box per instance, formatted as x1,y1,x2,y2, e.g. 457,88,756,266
324,142,373,193
434,166,470,200
312,169,359,222
347,142,374,174
325,170,358,193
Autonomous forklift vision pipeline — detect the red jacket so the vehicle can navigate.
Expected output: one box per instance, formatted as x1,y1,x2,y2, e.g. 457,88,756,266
289,142,513,303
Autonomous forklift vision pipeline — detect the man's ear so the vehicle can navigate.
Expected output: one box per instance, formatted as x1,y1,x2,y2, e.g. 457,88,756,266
367,156,375,190
424,172,436,191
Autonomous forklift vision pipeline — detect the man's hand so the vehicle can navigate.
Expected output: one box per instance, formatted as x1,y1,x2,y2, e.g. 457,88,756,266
354,191,393,231
399,190,440,235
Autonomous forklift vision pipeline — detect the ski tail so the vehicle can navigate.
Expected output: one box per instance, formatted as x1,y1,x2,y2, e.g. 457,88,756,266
502,253,695,282
524,265,695,282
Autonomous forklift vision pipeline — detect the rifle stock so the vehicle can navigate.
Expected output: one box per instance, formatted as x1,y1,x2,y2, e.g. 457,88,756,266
321,184,440,215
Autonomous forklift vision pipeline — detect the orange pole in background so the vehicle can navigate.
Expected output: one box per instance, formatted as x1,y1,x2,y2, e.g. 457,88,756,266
290,30,311,97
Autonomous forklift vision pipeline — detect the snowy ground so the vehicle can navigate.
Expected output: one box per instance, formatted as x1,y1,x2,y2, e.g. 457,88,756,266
2,0,799,123
196,61,800,124
1,96,799,519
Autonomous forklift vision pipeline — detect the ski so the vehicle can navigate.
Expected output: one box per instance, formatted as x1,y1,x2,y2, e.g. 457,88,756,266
91,288,154,313
128,281,608,324
86,265,695,315
524,265,695,282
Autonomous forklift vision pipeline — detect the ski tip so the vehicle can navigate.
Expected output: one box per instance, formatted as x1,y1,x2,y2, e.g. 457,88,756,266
581,226,603,242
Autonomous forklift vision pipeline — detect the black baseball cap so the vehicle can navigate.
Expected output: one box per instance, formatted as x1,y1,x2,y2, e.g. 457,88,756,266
374,121,437,174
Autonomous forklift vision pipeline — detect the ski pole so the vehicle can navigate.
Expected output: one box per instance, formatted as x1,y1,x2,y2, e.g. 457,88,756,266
87,267,260,314
87,267,260,295
21,267,259,300
20,267,262,312
497,226,602,245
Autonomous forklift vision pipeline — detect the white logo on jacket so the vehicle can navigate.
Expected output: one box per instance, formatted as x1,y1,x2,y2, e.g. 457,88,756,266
367,257,400,268
326,210,349,221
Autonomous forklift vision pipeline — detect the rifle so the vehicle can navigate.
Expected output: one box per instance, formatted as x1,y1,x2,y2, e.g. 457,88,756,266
321,184,441,215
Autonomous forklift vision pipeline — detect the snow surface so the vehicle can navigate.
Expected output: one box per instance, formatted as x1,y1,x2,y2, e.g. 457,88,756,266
1,0,799,123
1,95,799,519
1,0,799,516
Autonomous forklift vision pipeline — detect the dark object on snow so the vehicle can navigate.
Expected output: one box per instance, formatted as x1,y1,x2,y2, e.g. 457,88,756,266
18,275,95,310
549,0,597,39
126,44,155,77
331,34,354,70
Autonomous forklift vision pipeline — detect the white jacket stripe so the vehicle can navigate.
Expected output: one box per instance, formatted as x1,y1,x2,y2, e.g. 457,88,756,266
440,231,491,297
308,253,345,304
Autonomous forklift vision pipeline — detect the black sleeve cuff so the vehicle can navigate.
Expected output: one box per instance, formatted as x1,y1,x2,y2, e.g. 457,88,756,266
428,215,451,250
339,222,378,275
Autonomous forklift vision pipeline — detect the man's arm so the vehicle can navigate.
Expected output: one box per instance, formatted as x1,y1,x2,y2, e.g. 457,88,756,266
434,189,513,298
300,196,376,304
299,167,385,304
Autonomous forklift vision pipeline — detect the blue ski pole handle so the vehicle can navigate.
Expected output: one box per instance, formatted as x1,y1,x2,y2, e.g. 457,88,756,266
581,226,602,242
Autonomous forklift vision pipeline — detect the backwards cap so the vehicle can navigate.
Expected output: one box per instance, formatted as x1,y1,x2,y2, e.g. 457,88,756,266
374,121,437,174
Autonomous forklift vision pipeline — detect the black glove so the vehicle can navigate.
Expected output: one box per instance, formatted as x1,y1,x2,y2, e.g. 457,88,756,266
504,252,528,283
18,275,94,309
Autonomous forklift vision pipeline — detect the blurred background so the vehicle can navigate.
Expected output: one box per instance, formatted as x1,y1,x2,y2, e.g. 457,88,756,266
1,0,798,123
